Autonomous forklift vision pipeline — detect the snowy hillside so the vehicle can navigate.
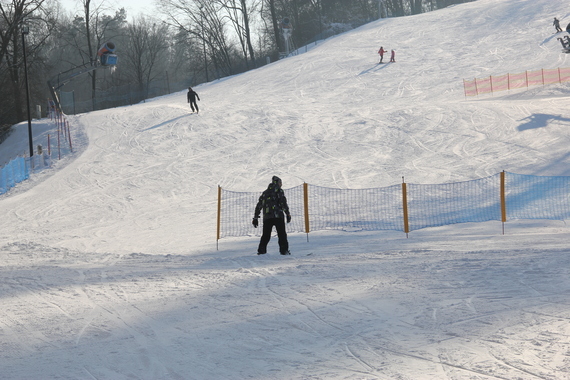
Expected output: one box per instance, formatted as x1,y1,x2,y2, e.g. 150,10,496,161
2,0,570,378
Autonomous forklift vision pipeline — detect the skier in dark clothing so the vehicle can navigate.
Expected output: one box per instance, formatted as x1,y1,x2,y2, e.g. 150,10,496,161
554,18,563,33
252,176,291,255
187,87,200,113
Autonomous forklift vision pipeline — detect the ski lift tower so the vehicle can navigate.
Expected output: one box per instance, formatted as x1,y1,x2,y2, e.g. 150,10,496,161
281,17,294,58
47,41,118,112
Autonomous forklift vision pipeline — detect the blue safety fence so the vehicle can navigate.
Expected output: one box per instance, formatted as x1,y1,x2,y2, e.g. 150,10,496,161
0,156,30,195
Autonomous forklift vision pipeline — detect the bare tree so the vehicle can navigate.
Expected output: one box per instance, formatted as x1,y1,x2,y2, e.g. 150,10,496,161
220,0,259,69
158,0,235,79
122,15,169,95
259,0,283,55
168,26,204,84
0,0,51,124
71,0,125,110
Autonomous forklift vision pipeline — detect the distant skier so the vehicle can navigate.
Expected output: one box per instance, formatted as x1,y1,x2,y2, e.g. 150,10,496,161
187,87,200,113
554,17,562,33
252,176,291,255
390,49,396,63
378,46,386,63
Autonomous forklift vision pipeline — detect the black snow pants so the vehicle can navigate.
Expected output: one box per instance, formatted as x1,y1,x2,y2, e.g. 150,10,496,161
258,217,288,254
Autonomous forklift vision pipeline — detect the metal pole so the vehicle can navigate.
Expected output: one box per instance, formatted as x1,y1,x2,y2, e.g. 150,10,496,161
22,26,33,157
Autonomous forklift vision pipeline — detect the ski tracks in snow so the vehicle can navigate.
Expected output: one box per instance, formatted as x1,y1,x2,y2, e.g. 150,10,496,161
3,235,570,378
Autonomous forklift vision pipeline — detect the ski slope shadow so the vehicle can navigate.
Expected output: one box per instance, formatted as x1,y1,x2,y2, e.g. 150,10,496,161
358,63,391,76
517,113,570,131
142,114,190,132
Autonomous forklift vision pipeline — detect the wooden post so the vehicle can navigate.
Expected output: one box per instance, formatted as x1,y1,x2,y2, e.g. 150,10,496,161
402,178,410,237
500,171,507,235
303,182,310,241
216,185,222,249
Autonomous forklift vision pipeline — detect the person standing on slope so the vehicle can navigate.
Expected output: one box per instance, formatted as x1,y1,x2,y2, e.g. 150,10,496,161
554,17,563,33
390,49,396,62
252,176,291,255
187,87,200,113
378,46,387,63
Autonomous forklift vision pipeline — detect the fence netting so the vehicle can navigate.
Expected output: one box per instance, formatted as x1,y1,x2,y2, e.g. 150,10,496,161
307,184,403,232
0,157,29,195
407,174,501,231
506,172,570,220
219,172,570,239
219,185,305,238
463,67,570,97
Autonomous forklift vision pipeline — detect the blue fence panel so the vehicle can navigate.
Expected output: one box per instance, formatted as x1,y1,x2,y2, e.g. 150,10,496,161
0,156,31,195
0,165,6,194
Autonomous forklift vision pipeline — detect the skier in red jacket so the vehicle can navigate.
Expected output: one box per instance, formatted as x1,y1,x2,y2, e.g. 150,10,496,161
378,46,386,63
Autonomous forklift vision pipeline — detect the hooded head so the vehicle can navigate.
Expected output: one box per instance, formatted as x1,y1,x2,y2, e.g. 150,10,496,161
271,176,282,188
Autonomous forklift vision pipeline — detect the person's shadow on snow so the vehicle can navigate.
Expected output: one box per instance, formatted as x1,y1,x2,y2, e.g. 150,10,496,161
358,63,391,76
143,114,189,132
517,113,570,131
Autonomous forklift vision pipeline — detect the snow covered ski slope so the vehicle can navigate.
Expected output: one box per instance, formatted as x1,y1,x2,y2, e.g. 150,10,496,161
2,0,570,378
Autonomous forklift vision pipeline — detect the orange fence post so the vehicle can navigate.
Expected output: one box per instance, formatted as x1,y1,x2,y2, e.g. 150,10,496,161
303,183,310,235
402,179,410,237
500,171,507,235
216,185,222,249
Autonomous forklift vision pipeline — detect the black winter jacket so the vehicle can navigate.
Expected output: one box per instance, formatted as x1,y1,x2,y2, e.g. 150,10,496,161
254,183,290,220
187,90,200,102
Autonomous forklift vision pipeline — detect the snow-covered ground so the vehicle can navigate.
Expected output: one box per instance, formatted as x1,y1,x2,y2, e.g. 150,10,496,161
2,0,570,378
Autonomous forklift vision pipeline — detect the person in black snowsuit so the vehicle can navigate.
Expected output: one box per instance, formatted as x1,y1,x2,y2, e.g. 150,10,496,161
554,17,563,33
187,87,200,113
252,176,291,255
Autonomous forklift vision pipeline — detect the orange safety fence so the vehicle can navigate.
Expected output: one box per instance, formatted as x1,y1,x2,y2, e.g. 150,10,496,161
463,67,570,97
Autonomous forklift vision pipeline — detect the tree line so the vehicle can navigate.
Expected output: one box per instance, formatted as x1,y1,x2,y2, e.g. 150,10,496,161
0,0,473,131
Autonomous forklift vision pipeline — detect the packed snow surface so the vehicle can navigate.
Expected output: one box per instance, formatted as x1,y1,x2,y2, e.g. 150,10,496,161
2,0,570,378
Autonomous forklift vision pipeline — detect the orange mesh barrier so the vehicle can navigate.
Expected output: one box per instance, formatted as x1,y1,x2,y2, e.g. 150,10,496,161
464,67,570,96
